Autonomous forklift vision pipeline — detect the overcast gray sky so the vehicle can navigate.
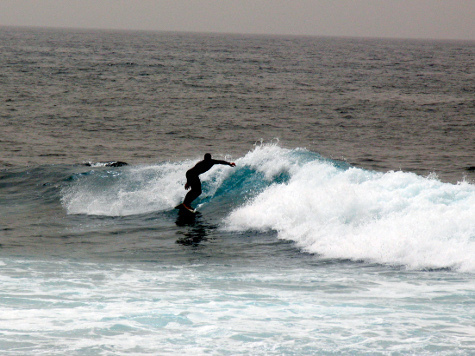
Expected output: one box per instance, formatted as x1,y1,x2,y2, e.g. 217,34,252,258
1,0,474,40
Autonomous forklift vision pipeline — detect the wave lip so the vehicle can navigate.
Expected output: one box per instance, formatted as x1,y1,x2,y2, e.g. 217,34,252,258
225,147,475,272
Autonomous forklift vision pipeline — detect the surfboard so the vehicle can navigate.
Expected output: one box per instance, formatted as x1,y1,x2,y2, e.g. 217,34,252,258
175,203,197,214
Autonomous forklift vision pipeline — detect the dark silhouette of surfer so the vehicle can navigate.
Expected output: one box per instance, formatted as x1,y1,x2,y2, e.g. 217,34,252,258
179,153,235,211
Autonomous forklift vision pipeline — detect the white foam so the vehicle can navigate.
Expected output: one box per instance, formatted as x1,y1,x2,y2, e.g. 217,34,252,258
62,162,190,216
226,148,475,272
1,258,472,354
237,143,299,180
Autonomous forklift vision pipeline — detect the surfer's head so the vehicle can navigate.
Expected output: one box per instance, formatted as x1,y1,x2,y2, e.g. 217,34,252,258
204,153,212,161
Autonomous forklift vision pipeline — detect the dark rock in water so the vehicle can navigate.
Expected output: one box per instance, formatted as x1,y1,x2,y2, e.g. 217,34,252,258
466,166,475,171
83,161,128,167
107,161,128,167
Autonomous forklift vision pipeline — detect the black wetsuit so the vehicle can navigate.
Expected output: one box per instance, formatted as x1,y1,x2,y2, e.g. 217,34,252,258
183,158,233,207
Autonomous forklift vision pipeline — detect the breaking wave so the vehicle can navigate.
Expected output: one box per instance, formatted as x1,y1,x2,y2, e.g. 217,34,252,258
62,144,475,272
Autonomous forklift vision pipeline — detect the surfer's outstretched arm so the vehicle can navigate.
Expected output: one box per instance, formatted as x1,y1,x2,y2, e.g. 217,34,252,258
212,159,235,167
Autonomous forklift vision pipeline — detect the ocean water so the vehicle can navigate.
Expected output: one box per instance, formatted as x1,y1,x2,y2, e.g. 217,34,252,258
0,27,474,355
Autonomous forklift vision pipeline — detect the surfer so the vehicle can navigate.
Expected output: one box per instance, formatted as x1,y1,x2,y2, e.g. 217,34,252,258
180,153,235,211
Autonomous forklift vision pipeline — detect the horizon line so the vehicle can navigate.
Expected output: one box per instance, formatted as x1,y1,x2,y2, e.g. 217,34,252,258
2,24,474,43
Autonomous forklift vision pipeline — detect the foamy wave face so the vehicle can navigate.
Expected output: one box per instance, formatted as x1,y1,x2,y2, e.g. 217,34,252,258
226,149,475,272
237,144,297,180
62,162,190,216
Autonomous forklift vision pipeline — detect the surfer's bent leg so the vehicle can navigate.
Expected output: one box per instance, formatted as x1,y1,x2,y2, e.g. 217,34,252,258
183,176,201,207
